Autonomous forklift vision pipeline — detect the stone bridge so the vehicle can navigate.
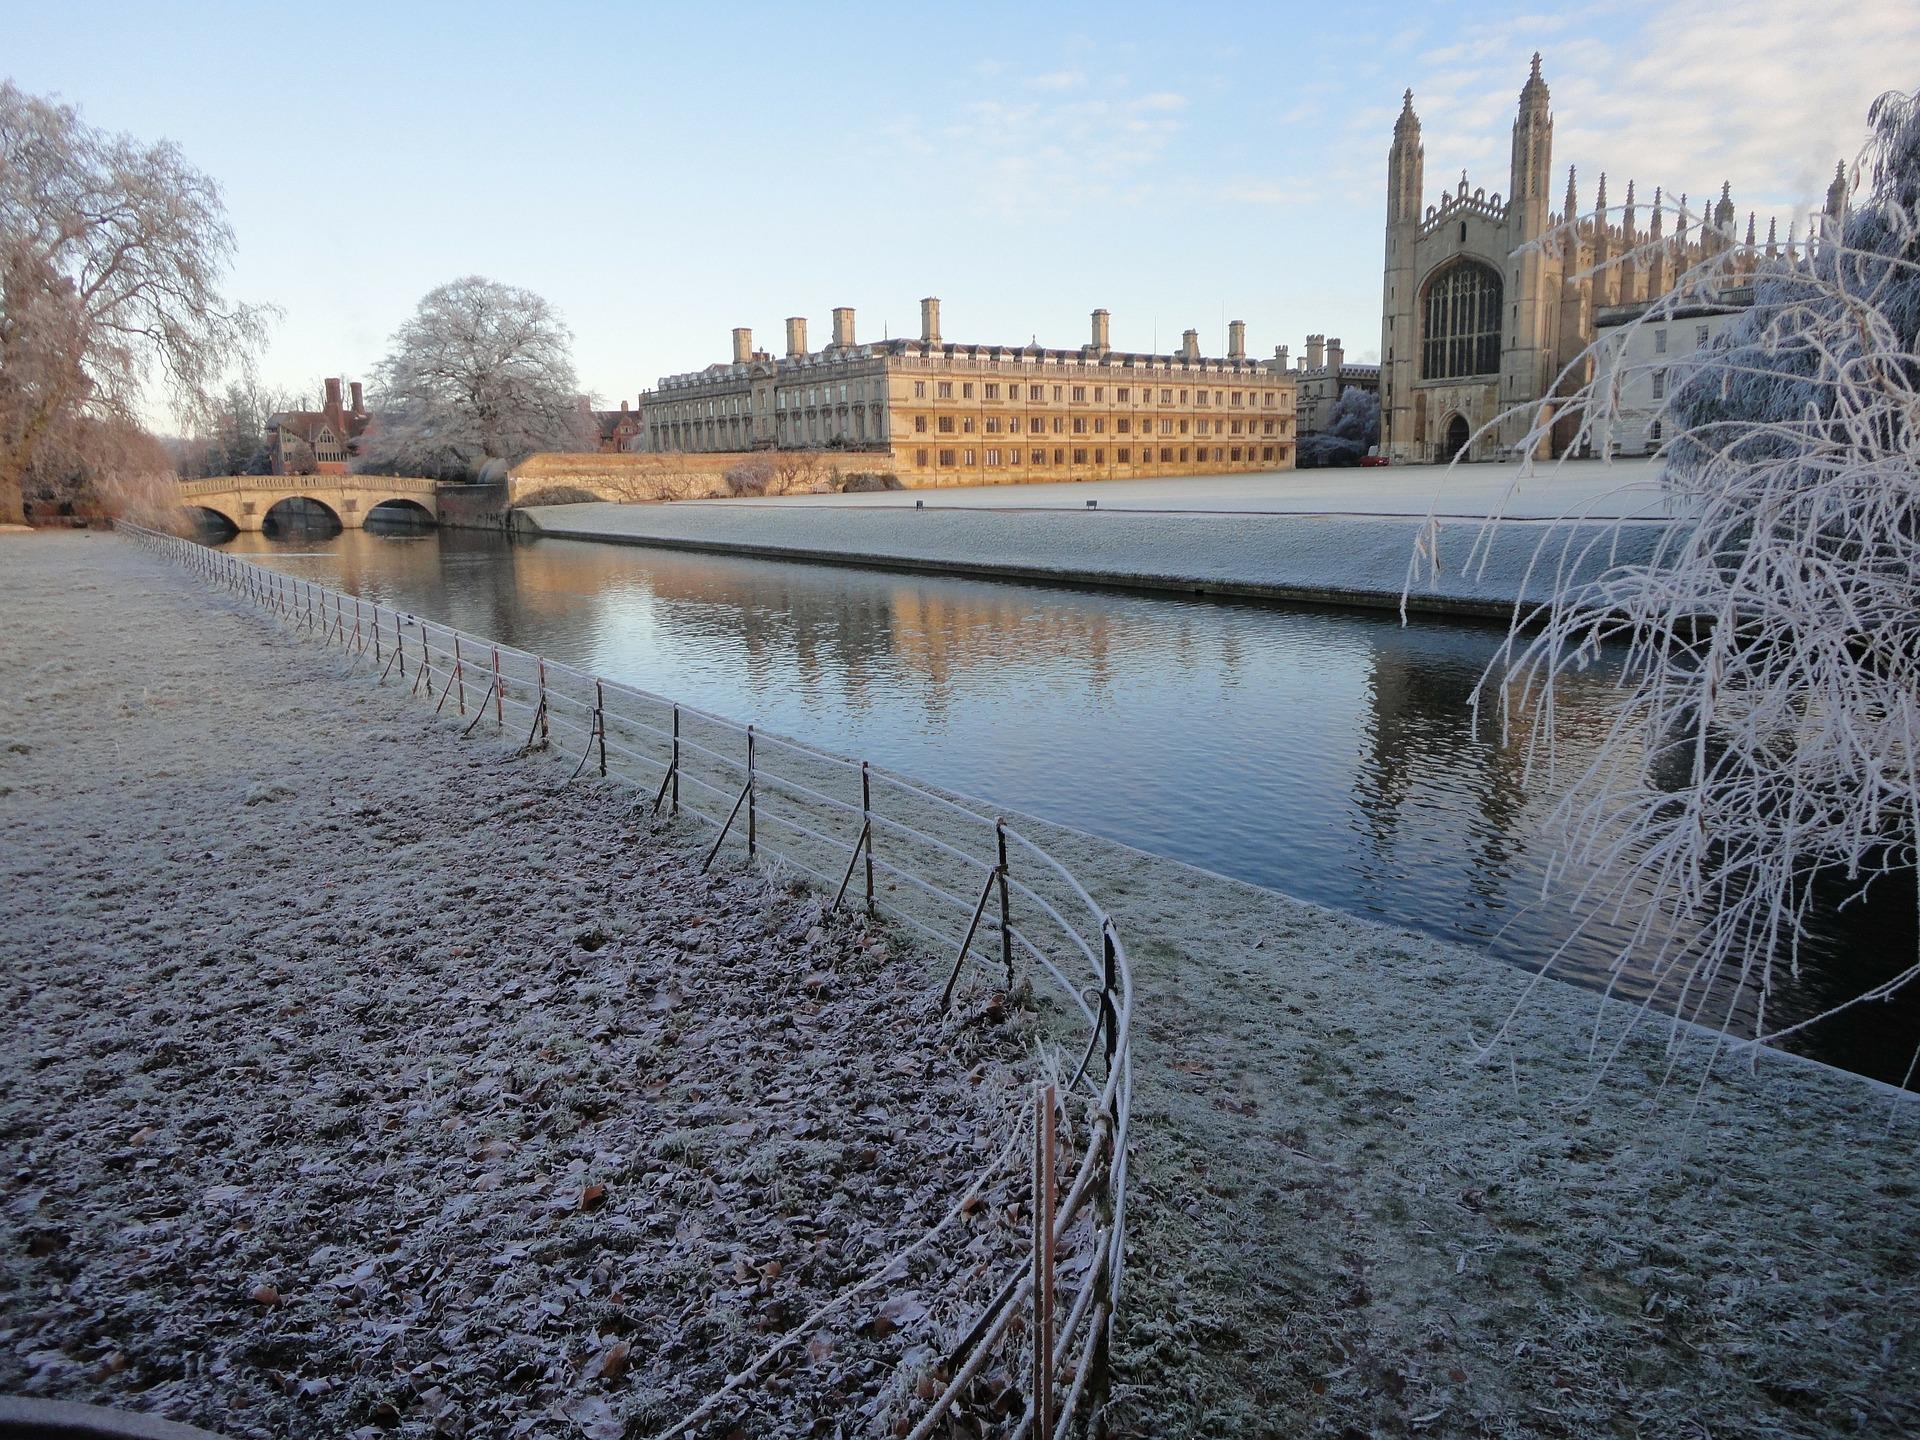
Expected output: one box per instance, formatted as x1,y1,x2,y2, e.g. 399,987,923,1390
177,475,438,532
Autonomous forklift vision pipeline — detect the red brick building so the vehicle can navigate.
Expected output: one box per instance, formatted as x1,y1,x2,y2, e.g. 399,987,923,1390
266,379,371,475
592,399,642,453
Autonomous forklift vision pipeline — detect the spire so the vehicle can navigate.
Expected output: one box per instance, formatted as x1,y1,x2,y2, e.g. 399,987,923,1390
1520,51,1548,109
1765,215,1778,256
1650,185,1664,239
1826,160,1848,218
1623,179,1637,239
1714,180,1735,230
1595,171,1608,219
1395,88,1420,140
1564,164,1578,221
1744,211,1756,247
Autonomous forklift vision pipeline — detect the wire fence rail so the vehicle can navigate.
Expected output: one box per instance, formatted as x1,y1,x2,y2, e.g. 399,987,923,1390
125,524,1135,1439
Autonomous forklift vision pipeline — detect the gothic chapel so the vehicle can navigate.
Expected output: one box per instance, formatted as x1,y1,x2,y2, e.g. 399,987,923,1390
1378,54,1831,463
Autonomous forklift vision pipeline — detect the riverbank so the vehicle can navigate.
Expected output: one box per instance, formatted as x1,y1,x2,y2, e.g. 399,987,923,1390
9,531,1919,1440
0,533,1034,1438
515,500,1675,619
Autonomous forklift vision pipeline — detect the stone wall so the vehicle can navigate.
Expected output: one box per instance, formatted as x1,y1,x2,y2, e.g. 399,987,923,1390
433,480,510,530
506,451,896,507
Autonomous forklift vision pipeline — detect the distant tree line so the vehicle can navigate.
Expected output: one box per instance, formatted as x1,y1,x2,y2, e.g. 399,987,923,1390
1295,386,1381,468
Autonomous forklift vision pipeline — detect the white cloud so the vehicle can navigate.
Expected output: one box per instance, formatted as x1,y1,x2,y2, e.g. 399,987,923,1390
1025,69,1087,92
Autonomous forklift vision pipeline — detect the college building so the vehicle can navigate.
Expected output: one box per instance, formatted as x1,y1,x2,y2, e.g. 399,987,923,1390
1378,54,1845,463
637,299,1296,485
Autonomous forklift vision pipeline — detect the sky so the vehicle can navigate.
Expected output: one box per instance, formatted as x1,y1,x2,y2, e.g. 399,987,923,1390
9,0,1917,424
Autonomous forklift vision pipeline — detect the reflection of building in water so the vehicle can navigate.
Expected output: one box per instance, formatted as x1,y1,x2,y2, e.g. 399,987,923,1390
502,539,1246,711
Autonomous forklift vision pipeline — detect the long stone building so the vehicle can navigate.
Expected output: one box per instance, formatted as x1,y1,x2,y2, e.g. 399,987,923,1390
1379,54,1843,464
638,299,1295,485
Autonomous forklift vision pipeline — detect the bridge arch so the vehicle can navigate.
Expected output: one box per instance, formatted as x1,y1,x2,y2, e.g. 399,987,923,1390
261,495,344,535
188,504,241,536
364,497,437,527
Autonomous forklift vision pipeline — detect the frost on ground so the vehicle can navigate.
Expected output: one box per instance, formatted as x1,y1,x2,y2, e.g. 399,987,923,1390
0,534,1034,1438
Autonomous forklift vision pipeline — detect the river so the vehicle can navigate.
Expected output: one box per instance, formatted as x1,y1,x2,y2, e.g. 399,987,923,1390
212,522,1919,1086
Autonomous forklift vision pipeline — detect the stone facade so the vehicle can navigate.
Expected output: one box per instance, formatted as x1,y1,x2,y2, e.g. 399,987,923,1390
639,299,1295,487
1378,55,1843,464
1280,335,1381,440
1589,291,1751,458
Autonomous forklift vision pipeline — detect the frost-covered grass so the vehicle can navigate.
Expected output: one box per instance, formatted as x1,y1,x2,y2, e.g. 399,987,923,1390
0,533,1034,1439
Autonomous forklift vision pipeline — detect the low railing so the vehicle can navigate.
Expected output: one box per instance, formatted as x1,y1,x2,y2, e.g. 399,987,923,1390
124,524,1134,1439
175,475,438,498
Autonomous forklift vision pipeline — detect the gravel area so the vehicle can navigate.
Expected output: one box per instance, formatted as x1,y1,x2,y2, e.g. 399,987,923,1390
0,533,1036,1439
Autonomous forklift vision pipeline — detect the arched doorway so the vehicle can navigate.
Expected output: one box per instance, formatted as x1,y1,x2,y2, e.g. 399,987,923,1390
1441,413,1470,463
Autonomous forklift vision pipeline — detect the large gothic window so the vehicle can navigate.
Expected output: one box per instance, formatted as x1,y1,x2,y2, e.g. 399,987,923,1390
1420,261,1503,379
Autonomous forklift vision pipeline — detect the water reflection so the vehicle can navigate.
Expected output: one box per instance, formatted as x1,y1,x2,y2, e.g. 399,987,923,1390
215,527,1919,1084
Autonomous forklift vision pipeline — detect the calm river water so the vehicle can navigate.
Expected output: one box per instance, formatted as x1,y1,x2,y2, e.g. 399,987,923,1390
215,524,1918,1086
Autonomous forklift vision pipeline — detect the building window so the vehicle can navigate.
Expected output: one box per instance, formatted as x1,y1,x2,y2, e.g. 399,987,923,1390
1073,448,1087,465
1650,420,1663,442
1029,385,1044,401
915,448,929,466
1032,449,1046,465
937,381,953,399
1030,418,1044,434
1160,388,1172,403
914,381,926,398
986,417,1002,433
1093,418,1105,433
1094,386,1104,401
1094,448,1105,464
962,382,974,398
938,416,955,433
963,448,977,465
986,448,1001,466
1117,419,1131,434
1118,447,1131,463
1651,368,1667,399
1696,325,1710,347
1654,329,1668,353
985,382,1000,400
1161,447,1173,462
1052,417,1065,434
1052,385,1063,401
1262,446,1274,461
939,448,956,466
1420,259,1503,379
1072,417,1086,434
1118,387,1130,402
1231,447,1242,461
915,415,928,433
1072,386,1086,403
1196,420,1209,436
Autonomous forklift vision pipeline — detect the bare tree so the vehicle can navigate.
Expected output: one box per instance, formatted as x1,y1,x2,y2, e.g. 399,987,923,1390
1423,87,1920,1068
176,377,301,478
0,81,267,523
362,277,595,479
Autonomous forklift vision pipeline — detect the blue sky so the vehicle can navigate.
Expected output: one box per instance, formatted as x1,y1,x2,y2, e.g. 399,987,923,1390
10,1,1916,421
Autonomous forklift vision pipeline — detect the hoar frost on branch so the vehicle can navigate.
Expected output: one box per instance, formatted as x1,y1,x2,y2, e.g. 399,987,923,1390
0,81,267,523
1421,87,1920,1075
363,276,595,480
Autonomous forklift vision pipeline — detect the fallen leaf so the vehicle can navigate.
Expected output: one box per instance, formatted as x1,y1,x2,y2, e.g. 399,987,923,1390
249,1284,280,1307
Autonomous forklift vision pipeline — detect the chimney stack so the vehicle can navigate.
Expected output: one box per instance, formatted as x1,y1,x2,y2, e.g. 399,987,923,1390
832,307,856,348
1181,328,1200,361
1275,344,1289,370
1227,320,1246,360
349,381,364,415
1326,337,1344,372
1090,308,1111,354
1306,334,1325,369
785,316,808,358
919,296,942,346
732,327,754,364
324,377,343,413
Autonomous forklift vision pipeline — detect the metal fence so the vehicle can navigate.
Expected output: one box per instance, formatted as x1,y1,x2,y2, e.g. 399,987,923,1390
125,524,1135,1439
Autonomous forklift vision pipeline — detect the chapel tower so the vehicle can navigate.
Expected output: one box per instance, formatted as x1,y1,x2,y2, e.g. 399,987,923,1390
1379,89,1424,460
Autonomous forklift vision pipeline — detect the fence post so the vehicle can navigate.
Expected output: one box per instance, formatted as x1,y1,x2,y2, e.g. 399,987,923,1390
372,602,381,664
746,725,757,858
861,762,875,916
492,646,504,729
538,658,550,748
671,706,681,814
997,819,1014,990
1102,920,1119,1079
453,636,467,716
1031,1082,1057,1439
595,680,607,777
